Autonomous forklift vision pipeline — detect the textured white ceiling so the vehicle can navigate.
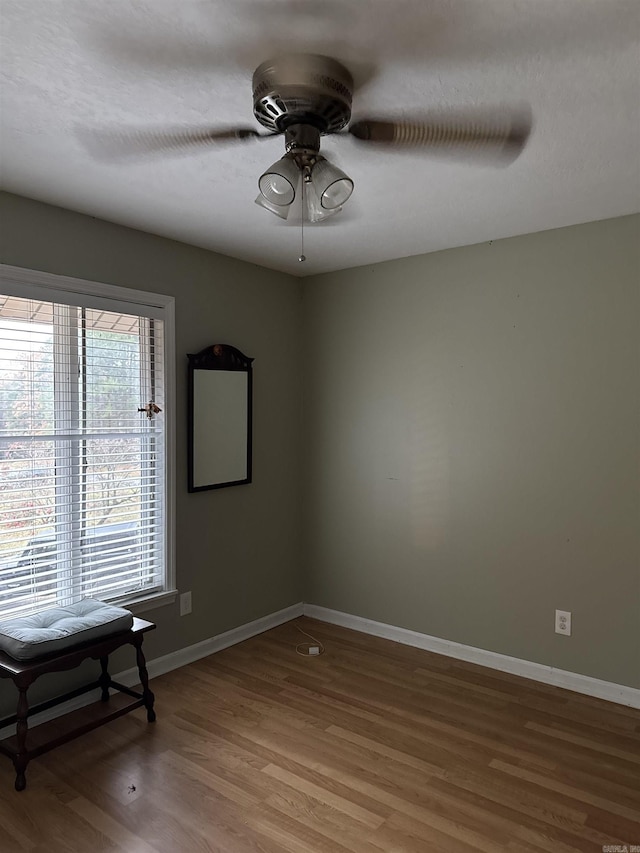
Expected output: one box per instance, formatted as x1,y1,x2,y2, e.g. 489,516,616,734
1,0,638,277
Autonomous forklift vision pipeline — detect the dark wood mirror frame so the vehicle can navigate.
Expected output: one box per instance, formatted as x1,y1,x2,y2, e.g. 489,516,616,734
187,344,253,492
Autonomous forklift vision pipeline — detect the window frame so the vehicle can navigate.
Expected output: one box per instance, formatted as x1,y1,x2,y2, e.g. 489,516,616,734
0,263,177,614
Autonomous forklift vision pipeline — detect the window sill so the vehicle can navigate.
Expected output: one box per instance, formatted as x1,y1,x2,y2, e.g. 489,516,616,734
111,589,178,615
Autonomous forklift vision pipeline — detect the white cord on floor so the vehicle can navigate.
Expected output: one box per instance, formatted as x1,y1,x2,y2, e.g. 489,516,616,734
294,621,325,657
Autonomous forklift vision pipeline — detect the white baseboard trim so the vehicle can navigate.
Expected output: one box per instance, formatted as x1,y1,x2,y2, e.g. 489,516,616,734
140,601,305,682
303,603,640,709
2,597,635,744
0,601,304,740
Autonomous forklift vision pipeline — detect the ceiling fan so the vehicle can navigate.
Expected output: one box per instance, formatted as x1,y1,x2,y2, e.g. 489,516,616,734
85,53,532,224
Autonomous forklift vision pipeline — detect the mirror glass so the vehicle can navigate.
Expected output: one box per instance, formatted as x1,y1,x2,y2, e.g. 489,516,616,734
188,345,253,492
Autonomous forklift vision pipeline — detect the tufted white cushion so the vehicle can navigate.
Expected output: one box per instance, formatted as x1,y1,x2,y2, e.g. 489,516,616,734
0,599,134,661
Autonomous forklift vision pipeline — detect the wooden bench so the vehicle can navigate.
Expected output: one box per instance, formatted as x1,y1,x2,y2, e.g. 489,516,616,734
0,617,156,791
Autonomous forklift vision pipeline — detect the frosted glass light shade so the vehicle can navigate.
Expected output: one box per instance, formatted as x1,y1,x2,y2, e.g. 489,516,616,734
258,156,299,206
311,159,354,209
254,194,290,219
303,179,341,222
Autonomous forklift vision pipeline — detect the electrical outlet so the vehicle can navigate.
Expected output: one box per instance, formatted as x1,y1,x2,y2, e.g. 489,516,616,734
179,591,192,616
555,609,571,636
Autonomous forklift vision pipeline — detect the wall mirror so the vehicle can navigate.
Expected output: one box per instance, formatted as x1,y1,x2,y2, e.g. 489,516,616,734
187,344,253,492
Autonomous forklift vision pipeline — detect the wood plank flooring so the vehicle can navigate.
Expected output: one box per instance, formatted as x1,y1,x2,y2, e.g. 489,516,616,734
1,617,638,852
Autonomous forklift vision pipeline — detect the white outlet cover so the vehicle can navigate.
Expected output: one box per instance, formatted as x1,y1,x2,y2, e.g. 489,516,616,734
555,609,571,636
180,591,192,616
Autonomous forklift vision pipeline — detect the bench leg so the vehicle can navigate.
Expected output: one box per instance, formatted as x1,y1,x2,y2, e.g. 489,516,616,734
14,685,29,791
99,656,110,702
135,639,156,723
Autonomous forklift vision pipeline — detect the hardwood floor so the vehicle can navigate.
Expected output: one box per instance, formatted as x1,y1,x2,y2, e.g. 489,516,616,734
1,617,638,852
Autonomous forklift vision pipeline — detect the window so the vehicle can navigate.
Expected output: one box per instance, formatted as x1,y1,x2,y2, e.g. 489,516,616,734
0,266,175,618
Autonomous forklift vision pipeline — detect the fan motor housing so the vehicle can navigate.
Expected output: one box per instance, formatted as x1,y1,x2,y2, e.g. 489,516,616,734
252,54,353,134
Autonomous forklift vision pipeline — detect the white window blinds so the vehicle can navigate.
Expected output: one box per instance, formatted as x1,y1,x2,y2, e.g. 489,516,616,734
0,291,167,618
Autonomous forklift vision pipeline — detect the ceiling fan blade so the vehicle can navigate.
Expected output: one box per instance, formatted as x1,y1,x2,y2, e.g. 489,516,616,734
77,126,273,162
348,108,532,164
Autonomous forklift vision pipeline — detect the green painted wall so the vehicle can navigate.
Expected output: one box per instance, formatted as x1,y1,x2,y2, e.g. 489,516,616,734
1,193,638,713
0,191,303,715
302,215,640,688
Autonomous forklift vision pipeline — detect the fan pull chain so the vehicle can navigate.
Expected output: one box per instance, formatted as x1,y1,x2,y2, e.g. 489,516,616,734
299,176,306,263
